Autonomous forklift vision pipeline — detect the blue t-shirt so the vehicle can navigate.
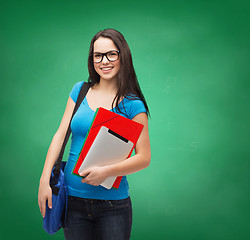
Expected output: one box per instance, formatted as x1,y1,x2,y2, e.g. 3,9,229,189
64,81,147,200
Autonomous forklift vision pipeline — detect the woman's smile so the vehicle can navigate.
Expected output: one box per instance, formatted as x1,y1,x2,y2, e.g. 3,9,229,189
100,66,114,73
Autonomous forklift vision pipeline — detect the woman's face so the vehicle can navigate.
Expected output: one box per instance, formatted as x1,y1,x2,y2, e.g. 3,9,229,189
93,37,120,82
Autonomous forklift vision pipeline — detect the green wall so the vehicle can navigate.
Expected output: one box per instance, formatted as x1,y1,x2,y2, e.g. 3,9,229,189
1,0,250,239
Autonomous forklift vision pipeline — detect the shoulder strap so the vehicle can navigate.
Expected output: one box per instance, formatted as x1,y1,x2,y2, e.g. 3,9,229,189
51,82,91,184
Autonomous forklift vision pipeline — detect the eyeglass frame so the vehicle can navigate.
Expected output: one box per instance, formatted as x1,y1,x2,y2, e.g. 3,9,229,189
91,50,120,63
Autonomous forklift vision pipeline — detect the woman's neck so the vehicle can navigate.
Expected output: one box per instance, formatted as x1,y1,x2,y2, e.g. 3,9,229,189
95,77,118,94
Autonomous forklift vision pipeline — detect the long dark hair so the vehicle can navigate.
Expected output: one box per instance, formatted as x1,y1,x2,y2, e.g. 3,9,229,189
87,28,150,117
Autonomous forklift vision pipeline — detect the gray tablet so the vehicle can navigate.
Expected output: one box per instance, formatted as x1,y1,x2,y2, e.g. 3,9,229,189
78,126,133,189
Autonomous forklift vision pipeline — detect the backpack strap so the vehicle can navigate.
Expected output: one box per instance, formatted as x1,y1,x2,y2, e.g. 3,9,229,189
51,82,91,186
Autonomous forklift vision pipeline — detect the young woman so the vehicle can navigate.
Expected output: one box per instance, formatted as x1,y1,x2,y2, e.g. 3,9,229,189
38,28,151,240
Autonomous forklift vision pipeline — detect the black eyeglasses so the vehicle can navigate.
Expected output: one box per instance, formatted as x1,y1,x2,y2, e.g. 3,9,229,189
91,50,120,63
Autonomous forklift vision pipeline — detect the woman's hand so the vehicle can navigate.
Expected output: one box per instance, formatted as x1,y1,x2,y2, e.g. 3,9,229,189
38,181,52,218
79,166,110,186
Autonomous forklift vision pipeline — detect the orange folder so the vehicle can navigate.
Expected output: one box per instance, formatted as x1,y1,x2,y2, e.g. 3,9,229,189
72,107,144,189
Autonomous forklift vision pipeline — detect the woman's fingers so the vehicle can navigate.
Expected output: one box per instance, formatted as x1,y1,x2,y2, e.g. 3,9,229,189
42,201,46,218
38,185,52,218
48,194,52,209
38,201,42,216
38,198,46,218
79,169,91,177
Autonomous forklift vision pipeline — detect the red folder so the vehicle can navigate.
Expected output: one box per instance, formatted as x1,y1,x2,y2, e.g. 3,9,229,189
72,107,144,189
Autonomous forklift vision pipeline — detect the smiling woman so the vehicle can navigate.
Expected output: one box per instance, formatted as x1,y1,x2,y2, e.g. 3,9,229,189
38,28,151,240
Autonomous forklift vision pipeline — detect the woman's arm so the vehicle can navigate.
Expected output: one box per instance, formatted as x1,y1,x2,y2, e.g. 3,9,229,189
38,97,75,217
80,112,151,186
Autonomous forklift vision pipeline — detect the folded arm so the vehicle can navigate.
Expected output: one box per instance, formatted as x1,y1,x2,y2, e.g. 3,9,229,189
80,112,151,186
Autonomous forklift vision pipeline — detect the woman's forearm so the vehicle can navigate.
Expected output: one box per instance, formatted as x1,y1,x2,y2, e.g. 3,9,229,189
39,132,65,184
40,98,76,184
80,151,151,186
104,113,151,177
105,152,151,177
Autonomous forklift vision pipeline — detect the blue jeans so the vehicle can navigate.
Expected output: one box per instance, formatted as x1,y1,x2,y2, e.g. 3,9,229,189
63,196,132,240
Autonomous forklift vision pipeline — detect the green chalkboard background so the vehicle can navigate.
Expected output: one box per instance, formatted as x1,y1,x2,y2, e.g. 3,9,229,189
1,0,250,239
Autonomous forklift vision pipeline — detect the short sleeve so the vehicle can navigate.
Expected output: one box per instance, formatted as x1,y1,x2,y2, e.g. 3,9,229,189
129,99,147,119
69,81,84,103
